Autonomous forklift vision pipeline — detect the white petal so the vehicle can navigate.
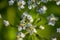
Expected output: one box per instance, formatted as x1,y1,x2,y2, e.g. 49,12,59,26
18,26,22,31
39,25,45,30
3,20,9,26
26,23,32,27
20,32,25,38
52,38,57,40
18,38,23,40
56,1,60,5
33,28,37,33
42,6,47,11
22,1,26,5
23,27,26,30
28,5,32,9
0,14,2,18
48,22,55,26
57,28,60,33
20,5,25,9
9,0,14,5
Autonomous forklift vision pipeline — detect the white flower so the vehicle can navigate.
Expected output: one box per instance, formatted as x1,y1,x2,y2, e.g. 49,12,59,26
57,28,60,33
48,21,55,26
49,14,58,21
20,32,25,38
3,20,9,26
38,6,47,14
20,19,25,24
18,23,26,31
32,3,37,8
21,12,28,18
8,0,14,5
26,23,32,28
28,27,37,35
18,26,22,31
33,28,37,33
41,0,48,3
27,0,32,5
28,5,32,10
52,38,57,40
0,14,2,18
27,15,33,23
16,32,25,40
21,1,26,5
38,8,44,14
17,0,26,10
47,14,58,26
56,1,60,5
37,1,41,5
42,6,47,11
17,38,23,40
39,25,45,30
20,5,25,9
31,0,35,3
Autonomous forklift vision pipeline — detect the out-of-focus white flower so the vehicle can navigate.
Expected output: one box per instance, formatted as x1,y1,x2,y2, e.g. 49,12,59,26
26,23,32,28
37,1,41,5
48,21,55,26
21,1,26,5
27,15,33,23
18,23,26,31
28,5,32,10
18,26,22,31
42,6,47,11
38,6,47,14
41,0,48,3
57,28,60,33
47,14,58,21
39,25,45,30
0,14,2,18
20,19,25,24
52,37,57,40
3,20,9,26
20,5,25,9
33,28,37,33
17,38,23,40
47,14,58,26
20,32,25,38
27,0,32,5
32,3,37,8
16,32,25,40
28,27,37,35
21,12,28,19
56,1,60,5
31,0,35,3
17,0,26,10
8,0,14,5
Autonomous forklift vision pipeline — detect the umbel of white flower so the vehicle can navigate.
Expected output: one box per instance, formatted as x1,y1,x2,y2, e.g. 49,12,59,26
17,12,37,35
